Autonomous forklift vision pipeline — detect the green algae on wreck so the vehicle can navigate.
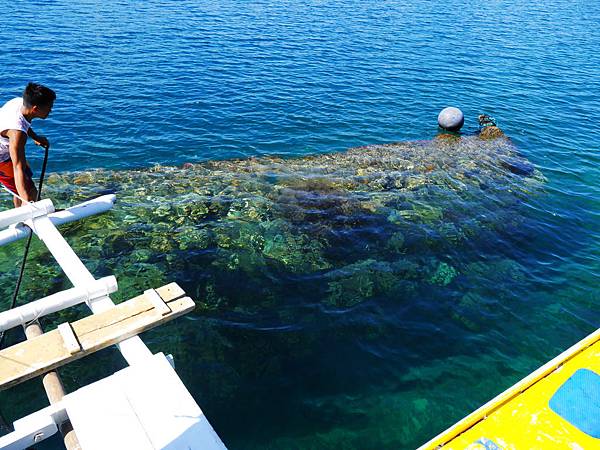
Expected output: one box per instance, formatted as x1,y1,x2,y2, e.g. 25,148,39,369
0,133,543,313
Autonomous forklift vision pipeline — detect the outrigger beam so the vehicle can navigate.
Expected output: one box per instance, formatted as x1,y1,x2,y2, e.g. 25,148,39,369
0,195,227,449
0,199,54,229
0,276,117,333
1,194,151,364
0,194,152,365
26,212,154,364
0,195,116,247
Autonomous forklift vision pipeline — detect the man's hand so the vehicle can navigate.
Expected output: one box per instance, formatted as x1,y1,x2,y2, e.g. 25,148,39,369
33,135,50,150
27,128,50,150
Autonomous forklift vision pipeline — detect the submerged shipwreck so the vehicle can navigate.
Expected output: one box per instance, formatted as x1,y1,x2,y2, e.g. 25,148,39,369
4,126,587,449
38,130,544,312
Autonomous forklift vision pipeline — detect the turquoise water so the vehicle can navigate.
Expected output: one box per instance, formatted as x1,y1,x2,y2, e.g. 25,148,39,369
1,1,599,449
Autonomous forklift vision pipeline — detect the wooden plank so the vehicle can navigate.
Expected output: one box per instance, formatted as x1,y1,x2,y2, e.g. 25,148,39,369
0,283,194,390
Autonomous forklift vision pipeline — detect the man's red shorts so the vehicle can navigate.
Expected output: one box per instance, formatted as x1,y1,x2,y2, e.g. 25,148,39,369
0,160,34,195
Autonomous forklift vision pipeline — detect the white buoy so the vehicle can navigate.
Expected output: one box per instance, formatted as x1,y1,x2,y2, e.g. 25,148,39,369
438,107,464,132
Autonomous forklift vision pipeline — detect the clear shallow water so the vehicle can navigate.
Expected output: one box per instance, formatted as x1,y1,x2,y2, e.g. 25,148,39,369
0,1,599,449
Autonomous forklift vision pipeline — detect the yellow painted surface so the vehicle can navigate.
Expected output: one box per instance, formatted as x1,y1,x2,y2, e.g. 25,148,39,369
420,329,600,449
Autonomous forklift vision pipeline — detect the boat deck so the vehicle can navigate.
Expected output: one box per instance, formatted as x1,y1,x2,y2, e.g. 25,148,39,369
420,329,600,449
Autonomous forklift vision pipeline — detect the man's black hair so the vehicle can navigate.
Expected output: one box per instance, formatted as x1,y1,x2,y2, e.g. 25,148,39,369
22,82,56,108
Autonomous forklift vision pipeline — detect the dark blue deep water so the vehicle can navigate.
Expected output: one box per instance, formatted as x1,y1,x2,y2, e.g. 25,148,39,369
1,1,599,449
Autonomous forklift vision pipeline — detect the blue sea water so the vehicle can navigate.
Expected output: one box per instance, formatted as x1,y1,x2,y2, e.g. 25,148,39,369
1,0,599,449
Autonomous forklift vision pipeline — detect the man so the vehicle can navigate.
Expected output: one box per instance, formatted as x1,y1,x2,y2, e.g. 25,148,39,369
0,82,55,207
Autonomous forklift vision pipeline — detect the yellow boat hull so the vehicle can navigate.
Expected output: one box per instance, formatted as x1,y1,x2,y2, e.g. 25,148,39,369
420,329,600,449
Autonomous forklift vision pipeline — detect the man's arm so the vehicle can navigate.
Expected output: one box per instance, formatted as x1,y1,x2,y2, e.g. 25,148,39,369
27,127,50,149
8,129,37,202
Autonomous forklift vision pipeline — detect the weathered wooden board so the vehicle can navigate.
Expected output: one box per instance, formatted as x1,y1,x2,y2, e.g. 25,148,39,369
0,283,193,390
